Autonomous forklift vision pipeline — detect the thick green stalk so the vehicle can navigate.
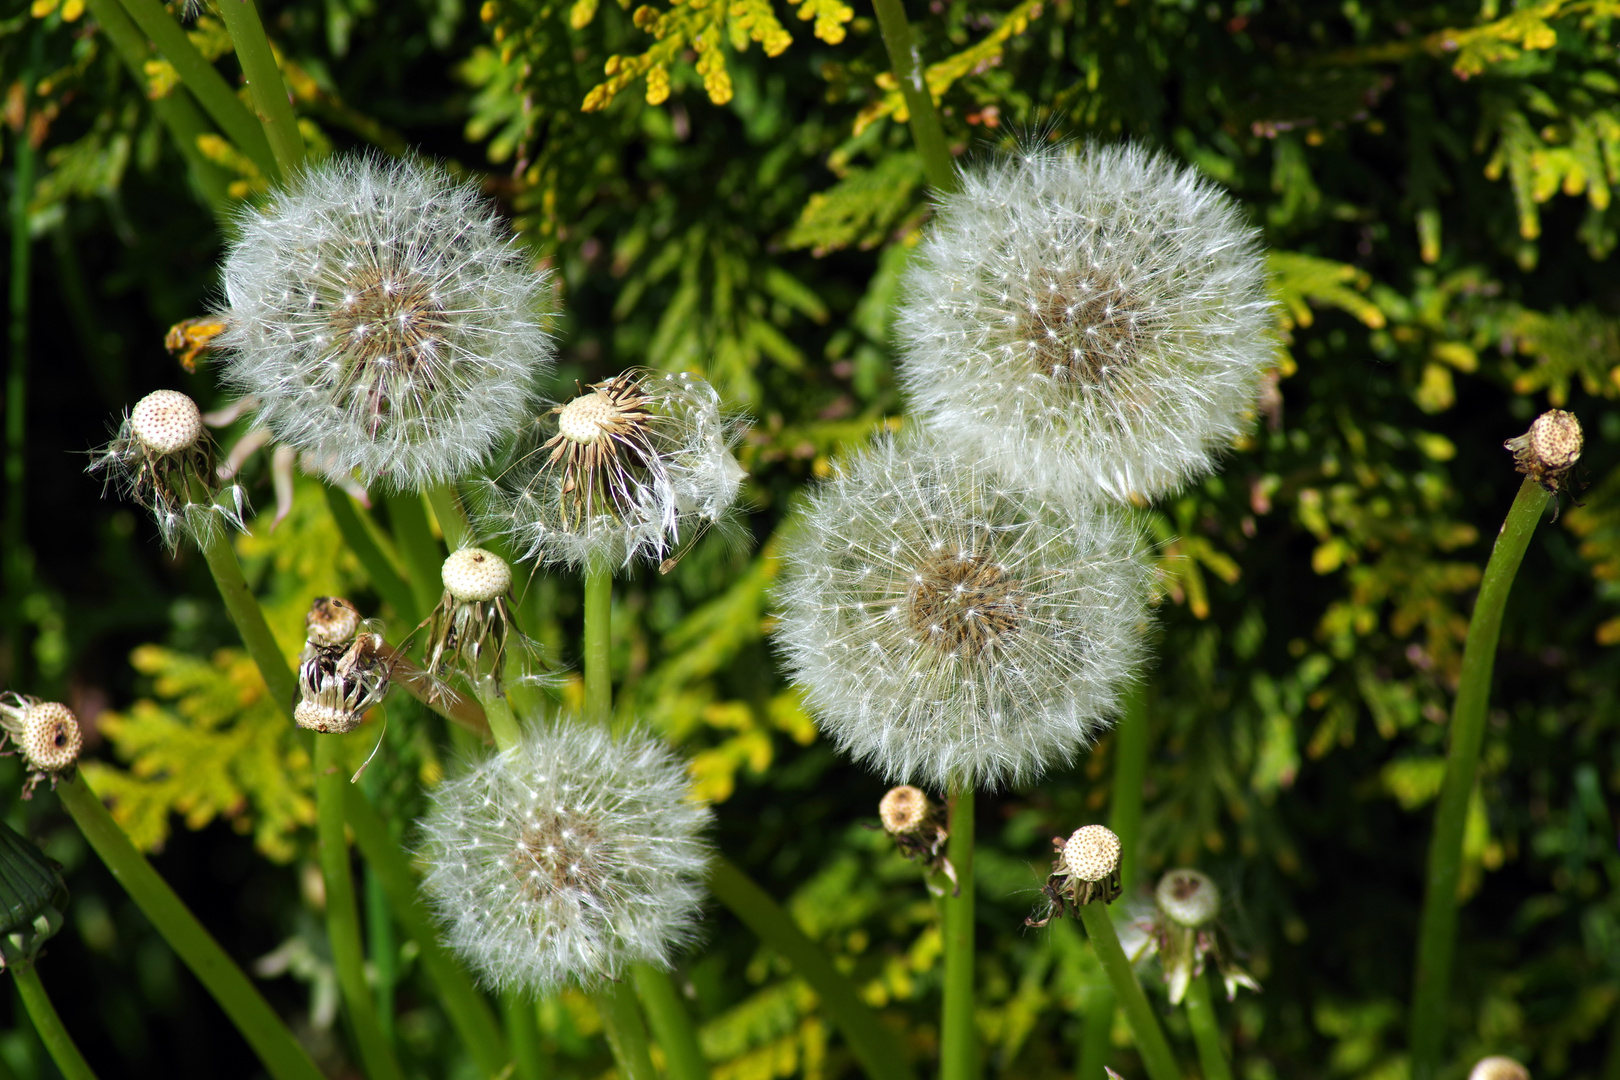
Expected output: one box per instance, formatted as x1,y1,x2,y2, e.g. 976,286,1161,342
1182,971,1233,1080
709,857,915,1080
1410,476,1549,1080
315,735,405,1080
1075,903,1183,1080
212,0,304,176
344,786,510,1078
57,775,324,1080
364,868,397,1044
941,787,976,1080
12,964,97,1080
1079,684,1150,1079
583,566,613,724
474,676,523,753
634,963,710,1080
867,0,955,193
593,980,658,1080
83,0,232,213
325,486,419,625
386,491,447,619
199,527,297,706
426,484,472,552
113,0,278,180
504,992,545,1080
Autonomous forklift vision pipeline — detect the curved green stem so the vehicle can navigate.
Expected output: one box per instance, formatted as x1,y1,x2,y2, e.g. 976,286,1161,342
325,486,419,625
212,0,304,176
867,0,955,193
1410,476,1549,1080
426,483,473,552
941,786,976,1080
113,0,278,180
504,992,545,1080
594,980,658,1080
315,734,405,1080
473,675,523,753
1075,903,1184,1080
634,963,709,1080
12,964,97,1080
386,491,447,621
583,566,613,725
199,527,296,707
709,857,915,1080
57,774,323,1080
1182,971,1233,1080
344,785,510,1078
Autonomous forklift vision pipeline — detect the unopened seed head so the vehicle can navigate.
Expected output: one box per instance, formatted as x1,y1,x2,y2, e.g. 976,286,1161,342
879,786,930,834
442,548,511,603
1155,868,1220,928
306,596,361,647
1468,1057,1529,1080
19,702,82,773
1063,825,1121,883
1529,410,1582,472
130,390,203,455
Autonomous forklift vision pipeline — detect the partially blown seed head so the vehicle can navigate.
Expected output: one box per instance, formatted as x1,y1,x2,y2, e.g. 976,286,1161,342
475,369,745,571
896,142,1274,503
775,432,1153,791
418,722,711,993
218,154,554,491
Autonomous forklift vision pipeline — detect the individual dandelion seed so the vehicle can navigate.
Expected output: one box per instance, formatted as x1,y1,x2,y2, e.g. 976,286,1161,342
896,141,1274,503
877,786,957,893
1027,825,1122,926
774,432,1153,791
0,694,84,798
217,153,555,492
87,389,248,551
1126,868,1260,1004
419,548,546,696
295,597,392,734
474,369,746,571
417,720,712,993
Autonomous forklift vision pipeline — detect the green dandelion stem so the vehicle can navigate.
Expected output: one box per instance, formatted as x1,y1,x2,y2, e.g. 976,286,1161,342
594,980,658,1080
386,491,448,620
473,675,522,753
315,733,405,1080
504,992,546,1080
363,867,397,1044
1075,902,1184,1080
12,963,97,1080
708,857,916,1080
324,485,419,625
113,0,279,181
1184,971,1234,1080
198,527,297,707
426,483,473,552
867,0,956,194
1410,475,1549,1080
211,0,304,176
941,785,976,1080
584,565,613,724
57,774,324,1080
344,785,510,1078
634,963,710,1080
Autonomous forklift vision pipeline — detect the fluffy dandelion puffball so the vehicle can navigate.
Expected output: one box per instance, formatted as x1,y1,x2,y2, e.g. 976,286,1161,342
476,369,745,570
418,722,711,993
897,142,1273,502
218,154,554,491
775,434,1153,791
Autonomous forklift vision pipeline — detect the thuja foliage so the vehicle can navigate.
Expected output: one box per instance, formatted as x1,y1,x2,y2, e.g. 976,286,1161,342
2,0,1619,1077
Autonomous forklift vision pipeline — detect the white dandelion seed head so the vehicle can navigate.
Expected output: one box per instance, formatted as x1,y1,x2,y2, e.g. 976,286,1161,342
774,432,1154,791
217,153,555,492
474,369,746,571
896,141,1274,503
418,721,712,994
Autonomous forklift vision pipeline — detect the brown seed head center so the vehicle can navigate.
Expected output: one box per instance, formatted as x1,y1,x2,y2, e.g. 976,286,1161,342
905,551,1024,657
329,267,448,370
1017,273,1143,384
511,812,606,900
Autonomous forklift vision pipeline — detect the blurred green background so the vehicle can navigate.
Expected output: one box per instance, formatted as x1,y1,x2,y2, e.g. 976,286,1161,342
2,0,1619,1076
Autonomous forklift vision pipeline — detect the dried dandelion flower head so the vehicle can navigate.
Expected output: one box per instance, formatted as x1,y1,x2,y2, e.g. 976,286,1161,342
775,433,1153,791
419,547,548,696
0,694,83,798
896,142,1274,503
88,389,248,551
218,154,554,492
418,721,711,993
1028,825,1122,926
1129,867,1260,1004
475,369,745,572
296,596,391,735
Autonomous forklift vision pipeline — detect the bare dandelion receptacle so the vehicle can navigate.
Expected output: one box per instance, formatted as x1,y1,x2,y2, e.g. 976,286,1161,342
0,695,84,798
